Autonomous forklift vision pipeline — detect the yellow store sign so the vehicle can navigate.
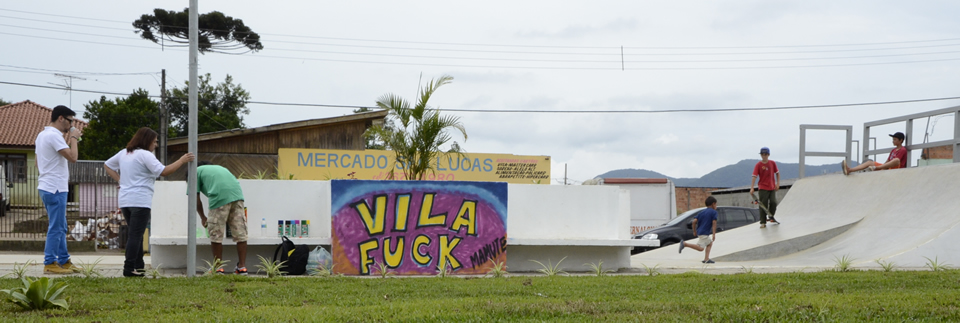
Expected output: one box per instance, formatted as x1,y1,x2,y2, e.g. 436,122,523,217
278,148,550,184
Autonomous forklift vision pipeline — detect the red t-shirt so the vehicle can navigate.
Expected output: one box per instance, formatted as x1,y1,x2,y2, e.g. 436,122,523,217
753,160,779,191
887,147,907,169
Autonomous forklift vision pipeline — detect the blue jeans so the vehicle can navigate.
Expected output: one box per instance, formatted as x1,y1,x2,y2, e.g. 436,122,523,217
40,190,70,266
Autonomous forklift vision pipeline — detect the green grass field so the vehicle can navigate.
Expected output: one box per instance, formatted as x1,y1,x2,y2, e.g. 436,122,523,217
1,270,959,321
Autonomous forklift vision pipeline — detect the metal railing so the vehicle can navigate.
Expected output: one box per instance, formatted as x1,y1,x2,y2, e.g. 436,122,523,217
0,161,123,248
863,106,960,165
798,125,852,179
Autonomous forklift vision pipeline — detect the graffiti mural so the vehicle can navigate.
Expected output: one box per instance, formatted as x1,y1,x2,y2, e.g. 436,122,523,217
331,180,508,275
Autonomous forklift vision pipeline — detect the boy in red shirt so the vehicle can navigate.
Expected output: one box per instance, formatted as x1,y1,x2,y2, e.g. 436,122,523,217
750,147,780,228
842,132,908,175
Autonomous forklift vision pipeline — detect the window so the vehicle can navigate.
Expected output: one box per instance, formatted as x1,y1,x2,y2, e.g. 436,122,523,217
0,154,27,183
723,209,750,224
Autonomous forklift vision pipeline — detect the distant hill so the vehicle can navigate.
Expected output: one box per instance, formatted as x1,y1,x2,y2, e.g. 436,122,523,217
596,159,857,188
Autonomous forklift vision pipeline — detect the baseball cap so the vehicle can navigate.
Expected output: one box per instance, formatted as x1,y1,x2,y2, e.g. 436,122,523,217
759,147,770,154
889,132,905,141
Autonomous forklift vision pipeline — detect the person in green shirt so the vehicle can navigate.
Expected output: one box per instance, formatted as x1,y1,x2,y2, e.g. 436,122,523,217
196,162,248,275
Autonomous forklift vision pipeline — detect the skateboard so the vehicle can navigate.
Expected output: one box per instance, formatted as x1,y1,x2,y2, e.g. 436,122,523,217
750,192,781,224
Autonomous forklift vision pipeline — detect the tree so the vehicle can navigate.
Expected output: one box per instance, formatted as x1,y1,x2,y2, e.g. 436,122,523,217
165,73,251,137
133,8,263,54
354,107,392,150
365,75,467,180
79,89,175,160
0,98,11,106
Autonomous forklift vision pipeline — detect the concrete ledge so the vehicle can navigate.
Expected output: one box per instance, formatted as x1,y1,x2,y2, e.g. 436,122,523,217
714,220,860,262
508,238,658,247
507,245,632,272
151,237,331,246
0,240,97,252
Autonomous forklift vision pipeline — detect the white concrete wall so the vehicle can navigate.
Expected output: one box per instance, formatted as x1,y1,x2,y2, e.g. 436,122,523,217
506,184,630,241
151,180,330,241
152,181,639,271
601,182,676,232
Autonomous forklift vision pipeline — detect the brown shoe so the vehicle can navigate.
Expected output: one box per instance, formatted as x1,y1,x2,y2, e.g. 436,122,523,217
841,160,849,176
44,264,73,275
760,224,766,229
59,260,83,272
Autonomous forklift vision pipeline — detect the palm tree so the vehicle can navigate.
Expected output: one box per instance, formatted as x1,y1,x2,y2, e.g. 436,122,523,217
366,75,467,180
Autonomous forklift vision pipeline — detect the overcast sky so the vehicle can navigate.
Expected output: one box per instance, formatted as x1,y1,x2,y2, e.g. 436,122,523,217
2,1,959,183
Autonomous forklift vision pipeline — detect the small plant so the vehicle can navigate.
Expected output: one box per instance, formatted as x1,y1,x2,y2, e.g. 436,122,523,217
202,258,230,276
640,263,661,276
741,266,755,274
585,260,612,277
488,260,507,278
875,259,896,272
436,260,452,278
76,257,104,278
374,261,394,278
309,262,335,277
923,256,950,272
529,257,567,277
3,260,35,279
146,264,164,279
1,277,69,310
255,255,286,278
833,254,855,272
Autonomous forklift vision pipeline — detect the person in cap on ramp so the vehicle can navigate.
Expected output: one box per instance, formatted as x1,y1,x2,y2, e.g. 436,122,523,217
842,132,907,175
750,147,780,228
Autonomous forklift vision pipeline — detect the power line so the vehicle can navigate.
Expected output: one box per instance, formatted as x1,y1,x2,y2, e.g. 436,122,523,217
6,14,960,57
0,64,157,76
3,79,959,114
5,7,960,50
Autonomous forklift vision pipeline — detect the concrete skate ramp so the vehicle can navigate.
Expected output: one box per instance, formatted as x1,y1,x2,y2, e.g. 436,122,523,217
633,162,960,267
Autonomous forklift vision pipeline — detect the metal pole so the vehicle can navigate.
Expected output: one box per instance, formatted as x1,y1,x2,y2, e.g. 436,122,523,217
159,69,167,166
186,0,199,277
798,125,806,179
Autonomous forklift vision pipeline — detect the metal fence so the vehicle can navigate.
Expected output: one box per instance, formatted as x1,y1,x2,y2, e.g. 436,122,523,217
0,161,124,249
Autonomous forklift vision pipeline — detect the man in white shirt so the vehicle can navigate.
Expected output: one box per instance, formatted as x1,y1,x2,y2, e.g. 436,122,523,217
35,105,83,274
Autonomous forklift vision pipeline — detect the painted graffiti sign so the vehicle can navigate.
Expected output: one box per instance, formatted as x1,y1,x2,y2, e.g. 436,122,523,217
331,180,508,275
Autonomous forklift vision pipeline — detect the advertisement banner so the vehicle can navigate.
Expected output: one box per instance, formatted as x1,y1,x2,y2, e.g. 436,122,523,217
278,148,550,184
331,180,508,275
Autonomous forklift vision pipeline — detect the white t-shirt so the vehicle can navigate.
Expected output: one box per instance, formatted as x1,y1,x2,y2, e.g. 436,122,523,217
105,149,165,208
35,126,70,193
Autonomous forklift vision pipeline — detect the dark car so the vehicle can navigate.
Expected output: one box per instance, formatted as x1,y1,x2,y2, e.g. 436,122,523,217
632,206,761,254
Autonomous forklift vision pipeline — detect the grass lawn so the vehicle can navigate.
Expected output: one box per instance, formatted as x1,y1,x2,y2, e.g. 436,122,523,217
1,270,959,321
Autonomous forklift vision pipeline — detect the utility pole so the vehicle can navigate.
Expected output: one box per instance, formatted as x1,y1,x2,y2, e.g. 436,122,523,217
186,0,199,278
159,69,168,166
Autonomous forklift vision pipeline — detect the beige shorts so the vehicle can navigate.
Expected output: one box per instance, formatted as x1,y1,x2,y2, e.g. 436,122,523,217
697,235,713,248
206,200,247,243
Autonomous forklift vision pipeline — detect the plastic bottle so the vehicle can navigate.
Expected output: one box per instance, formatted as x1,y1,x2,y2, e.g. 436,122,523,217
277,220,283,237
301,220,309,237
261,218,267,238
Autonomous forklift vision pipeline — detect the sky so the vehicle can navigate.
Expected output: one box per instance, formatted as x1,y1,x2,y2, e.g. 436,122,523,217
2,1,959,184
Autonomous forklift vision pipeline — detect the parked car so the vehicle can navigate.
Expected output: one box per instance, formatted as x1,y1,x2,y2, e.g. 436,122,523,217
632,206,761,254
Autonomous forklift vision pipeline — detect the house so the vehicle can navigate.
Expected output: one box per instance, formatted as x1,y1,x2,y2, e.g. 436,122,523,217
0,100,88,207
165,110,389,179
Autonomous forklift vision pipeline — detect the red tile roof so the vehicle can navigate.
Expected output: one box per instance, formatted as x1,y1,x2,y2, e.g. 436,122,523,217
0,100,88,147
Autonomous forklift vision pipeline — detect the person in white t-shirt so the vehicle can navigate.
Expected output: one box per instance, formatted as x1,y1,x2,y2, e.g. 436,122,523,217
36,105,83,275
104,127,194,277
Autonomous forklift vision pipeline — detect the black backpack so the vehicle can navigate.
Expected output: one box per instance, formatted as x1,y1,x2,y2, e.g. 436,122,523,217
273,236,309,275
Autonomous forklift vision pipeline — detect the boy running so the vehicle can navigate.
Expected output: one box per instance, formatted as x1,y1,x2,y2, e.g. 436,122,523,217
678,196,718,264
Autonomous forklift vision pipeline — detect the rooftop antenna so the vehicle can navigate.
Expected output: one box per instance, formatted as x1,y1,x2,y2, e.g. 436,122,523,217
47,73,87,108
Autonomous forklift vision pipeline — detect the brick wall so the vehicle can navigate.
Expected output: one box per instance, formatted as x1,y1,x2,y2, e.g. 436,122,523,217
922,145,953,159
675,187,724,214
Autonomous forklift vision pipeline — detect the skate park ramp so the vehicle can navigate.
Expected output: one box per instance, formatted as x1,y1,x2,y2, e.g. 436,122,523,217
632,162,960,269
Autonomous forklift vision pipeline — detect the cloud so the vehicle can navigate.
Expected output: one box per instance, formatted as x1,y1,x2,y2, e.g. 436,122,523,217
515,18,638,39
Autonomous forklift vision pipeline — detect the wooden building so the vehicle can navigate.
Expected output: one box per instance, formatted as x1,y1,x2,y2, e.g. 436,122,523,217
165,110,388,179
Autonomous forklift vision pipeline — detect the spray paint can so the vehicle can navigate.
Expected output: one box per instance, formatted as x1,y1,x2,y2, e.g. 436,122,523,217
301,220,309,237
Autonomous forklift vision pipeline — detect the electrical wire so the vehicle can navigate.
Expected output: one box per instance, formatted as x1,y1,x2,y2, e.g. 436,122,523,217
3,80,959,114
